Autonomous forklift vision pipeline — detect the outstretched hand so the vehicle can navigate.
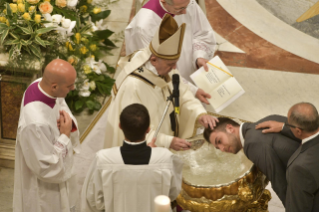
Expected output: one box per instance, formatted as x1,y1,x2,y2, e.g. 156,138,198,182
255,120,284,133
195,88,211,105
148,137,157,148
198,115,219,129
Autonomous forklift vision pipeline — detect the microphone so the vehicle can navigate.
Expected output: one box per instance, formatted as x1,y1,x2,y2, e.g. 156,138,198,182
172,74,180,114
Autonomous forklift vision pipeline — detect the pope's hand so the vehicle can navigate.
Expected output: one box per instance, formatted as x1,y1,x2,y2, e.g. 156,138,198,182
148,137,157,148
196,58,209,72
195,88,211,105
59,110,72,138
170,137,191,151
255,120,284,133
198,115,218,129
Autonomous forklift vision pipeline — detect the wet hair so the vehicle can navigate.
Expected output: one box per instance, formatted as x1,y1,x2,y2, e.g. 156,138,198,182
289,102,319,133
120,103,150,142
203,117,240,143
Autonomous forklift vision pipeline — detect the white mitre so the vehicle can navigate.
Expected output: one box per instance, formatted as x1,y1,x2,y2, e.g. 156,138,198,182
149,13,186,60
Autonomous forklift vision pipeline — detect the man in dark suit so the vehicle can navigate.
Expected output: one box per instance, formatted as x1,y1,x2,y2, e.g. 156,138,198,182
203,115,301,206
256,102,319,212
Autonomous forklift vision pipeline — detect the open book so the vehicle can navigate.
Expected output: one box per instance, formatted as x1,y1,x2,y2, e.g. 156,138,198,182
190,56,245,113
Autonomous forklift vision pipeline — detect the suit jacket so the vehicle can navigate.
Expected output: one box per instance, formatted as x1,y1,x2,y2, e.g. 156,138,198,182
242,115,301,206
285,133,319,212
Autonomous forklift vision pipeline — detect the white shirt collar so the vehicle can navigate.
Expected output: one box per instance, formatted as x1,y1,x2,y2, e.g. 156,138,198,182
239,123,245,148
159,0,169,12
124,139,146,145
38,81,56,99
145,61,159,76
302,130,319,145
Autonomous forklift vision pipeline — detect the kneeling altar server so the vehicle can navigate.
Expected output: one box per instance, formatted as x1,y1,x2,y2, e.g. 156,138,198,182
104,14,218,151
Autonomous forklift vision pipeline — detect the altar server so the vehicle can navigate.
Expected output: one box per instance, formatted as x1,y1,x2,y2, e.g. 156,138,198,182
82,103,183,212
104,14,218,150
256,102,319,212
203,115,300,206
125,0,216,104
13,59,80,212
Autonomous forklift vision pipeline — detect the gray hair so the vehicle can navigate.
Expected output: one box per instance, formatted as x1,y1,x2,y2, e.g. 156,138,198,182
289,102,319,132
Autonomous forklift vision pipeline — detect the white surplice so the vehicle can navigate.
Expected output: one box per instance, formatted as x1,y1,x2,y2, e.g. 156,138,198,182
104,47,207,149
81,146,183,212
125,0,216,93
13,78,80,212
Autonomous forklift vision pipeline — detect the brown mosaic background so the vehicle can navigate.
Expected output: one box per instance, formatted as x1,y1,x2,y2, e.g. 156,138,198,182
0,81,26,141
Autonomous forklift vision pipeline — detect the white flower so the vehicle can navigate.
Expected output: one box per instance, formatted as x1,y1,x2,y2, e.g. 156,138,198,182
85,56,106,74
52,14,62,24
79,79,91,97
67,0,78,7
88,17,106,32
89,81,96,90
61,17,71,28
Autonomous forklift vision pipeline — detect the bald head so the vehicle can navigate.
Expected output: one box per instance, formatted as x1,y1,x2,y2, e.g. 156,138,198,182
41,59,76,98
288,102,319,133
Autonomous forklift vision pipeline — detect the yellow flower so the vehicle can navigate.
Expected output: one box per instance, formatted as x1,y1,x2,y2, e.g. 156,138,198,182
0,17,6,23
65,42,74,51
18,4,25,13
92,7,101,14
28,6,35,12
44,0,50,1
22,12,31,21
39,1,53,14
6,20,9,26
3,9,6,15
26,0,40,4
17,0,24,4
79,5,87,13
80,46,88,54
55,0,66,8
83,65,92,74
90,44,97,52
75,33,81,44
87,0,92,4
9,4,18,13
68,56,75,65
34,14,41,23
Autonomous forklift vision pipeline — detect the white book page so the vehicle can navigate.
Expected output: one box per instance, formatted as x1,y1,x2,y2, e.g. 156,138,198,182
208,77,245,112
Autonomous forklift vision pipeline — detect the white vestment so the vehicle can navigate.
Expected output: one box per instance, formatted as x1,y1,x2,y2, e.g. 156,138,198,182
13,79,80,212
104,48,207,148
81,146,183,212
125,0,216,92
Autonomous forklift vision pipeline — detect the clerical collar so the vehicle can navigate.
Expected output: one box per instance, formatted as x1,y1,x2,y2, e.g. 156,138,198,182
24,80,56,108
38,81,56,99
239,123,245,148
124,139,147,145
302,130,319,145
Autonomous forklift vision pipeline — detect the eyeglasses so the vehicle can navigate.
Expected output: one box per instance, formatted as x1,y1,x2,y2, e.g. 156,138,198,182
173,5,188,13
285,122,303,131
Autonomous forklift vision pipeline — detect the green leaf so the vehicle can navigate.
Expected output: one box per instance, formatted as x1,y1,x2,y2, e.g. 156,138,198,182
43,40,51,45
0,23,8,29
9,32,19,40
20,39,28,45
17,26,32,35
34,36,46,47
94,29,113,39
1,28,9,45
74,100,84,111
85,100,95,110
29,44,41,59
6,3,12,16
94,101,101,110
22,46,31,54
35,26,56,35
102,38,116,47
4,39,19,45
17,42,22,51
8,45,14,59
90,10,111,22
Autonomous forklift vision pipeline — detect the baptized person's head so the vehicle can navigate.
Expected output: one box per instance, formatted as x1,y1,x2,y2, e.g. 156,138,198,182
204,118,242,154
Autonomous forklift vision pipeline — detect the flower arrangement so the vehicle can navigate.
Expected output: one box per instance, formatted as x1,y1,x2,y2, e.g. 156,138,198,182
0,0,116,113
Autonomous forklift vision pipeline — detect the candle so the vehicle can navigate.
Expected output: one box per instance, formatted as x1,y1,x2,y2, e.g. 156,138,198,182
154,195,171,212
